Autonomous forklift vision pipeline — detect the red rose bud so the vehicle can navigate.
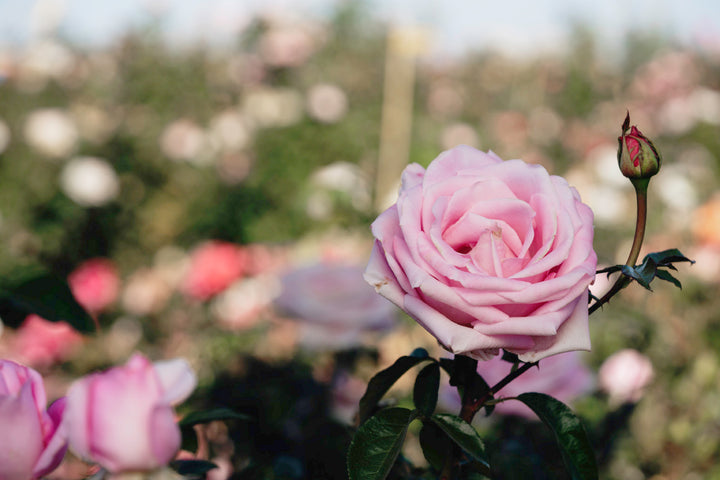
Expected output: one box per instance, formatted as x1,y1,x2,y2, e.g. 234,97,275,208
617,112,661,181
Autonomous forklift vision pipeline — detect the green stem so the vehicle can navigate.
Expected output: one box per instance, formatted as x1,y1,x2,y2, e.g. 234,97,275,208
589,180,648,315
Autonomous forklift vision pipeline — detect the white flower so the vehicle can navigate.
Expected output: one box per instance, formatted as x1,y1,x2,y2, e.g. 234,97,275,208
60,156,120,207
306,83,348,124
24,108,78,158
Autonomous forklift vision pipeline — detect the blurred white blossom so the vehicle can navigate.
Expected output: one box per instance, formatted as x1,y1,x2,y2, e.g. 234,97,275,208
306,83,348,124
59,156,120,207
260,26,316,68
23,108,78,158
243,88,303,128
208,110,252,153
160,118,212,164
440,123,479,149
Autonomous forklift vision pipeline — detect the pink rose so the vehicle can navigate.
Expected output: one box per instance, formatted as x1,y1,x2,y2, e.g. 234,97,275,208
182,241,247,301
0,360,68,480
598,349,654,405
13,315,84,369
440,352,594,419
64,353,196,473
68,258,119,314
365,145,597,361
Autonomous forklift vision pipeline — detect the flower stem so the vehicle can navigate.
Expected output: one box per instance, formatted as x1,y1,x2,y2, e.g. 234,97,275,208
440,358,538,479
589,180,648,315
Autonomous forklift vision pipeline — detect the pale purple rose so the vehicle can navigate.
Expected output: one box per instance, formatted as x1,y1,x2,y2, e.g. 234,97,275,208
275,263,397,350
440,352,594,420
64,353,196,473
365,145,597,361
599,349,654,405
0,360,67,480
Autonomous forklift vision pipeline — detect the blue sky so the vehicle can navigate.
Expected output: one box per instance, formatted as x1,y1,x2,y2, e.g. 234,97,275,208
1,0,719,58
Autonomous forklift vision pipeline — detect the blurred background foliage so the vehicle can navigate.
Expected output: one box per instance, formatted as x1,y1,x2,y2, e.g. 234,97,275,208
1,2,720,479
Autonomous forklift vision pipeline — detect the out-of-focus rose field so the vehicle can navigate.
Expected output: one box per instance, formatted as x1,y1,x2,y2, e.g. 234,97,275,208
1,2,719,479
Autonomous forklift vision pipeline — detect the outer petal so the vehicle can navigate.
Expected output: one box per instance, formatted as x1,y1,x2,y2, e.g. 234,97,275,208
518,292,592,362
154,359,197,406
0,382,44,480
33,397,69,479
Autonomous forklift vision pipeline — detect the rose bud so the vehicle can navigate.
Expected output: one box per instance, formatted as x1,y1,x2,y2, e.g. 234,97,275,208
63,353,197,473
617,112,661,182
598,349,654,405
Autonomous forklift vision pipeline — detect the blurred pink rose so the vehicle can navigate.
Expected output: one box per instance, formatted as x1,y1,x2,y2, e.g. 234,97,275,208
0,360,68,480
13,315,83,369
182,241,247,301
599,349,654,405
68,258,119,314
365,145,597,362
441,352,594,419
274,263,397,350
64,353,196,473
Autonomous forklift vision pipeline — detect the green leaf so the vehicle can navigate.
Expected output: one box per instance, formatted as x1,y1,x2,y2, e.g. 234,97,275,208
170,459,218,476
620,265,653,291
347,407,418,480
179,408,252,427
359,350,431,423
418,421,452,471
643,248,694,267
516,393,598,480
0,268,95,333
429,414,489,468
413,362,440,416
654,269,682,289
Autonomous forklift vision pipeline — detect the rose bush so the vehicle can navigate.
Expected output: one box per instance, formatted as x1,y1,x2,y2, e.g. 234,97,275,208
365,145,597,361
63,353,196,473
0,360,67,480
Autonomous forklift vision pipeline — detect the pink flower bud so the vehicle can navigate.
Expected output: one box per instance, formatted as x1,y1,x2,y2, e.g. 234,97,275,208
598,349,654,405
68,258,119,314
617,112,661,181
64,353,196,473
0,360,68,480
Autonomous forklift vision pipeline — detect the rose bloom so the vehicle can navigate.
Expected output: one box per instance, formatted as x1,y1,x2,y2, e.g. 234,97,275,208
440,351,594,420
182,241,247,301
0,360,67,480
68,258,119,314
365,145,597,362
598,349,654,405
274,263,397,350
63,353,196,473
12,315,84,369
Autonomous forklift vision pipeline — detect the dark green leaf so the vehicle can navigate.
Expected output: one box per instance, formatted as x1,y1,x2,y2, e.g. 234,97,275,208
439,357,455,377
501,350,520,363
620,265,652,291
517,393,598,480
654,269,682,289
347,407,418,480
418,421,452,471
179,408,252,427
359,351,431,423
170,459,218,475
596,265,622,276
429,414,489,468
413,362,440,416
643,248,694,267
0,268,95,333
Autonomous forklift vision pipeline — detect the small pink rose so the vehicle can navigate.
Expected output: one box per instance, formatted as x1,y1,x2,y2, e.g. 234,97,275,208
598,349,654,405
365,146,597,361
0,360,68,480
182,241,247,301
64,353,196,473
68,258,119,314
13,315,84,369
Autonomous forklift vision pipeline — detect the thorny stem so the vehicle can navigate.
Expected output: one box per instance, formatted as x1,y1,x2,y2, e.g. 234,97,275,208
589,180,648,315
439,359,539,479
